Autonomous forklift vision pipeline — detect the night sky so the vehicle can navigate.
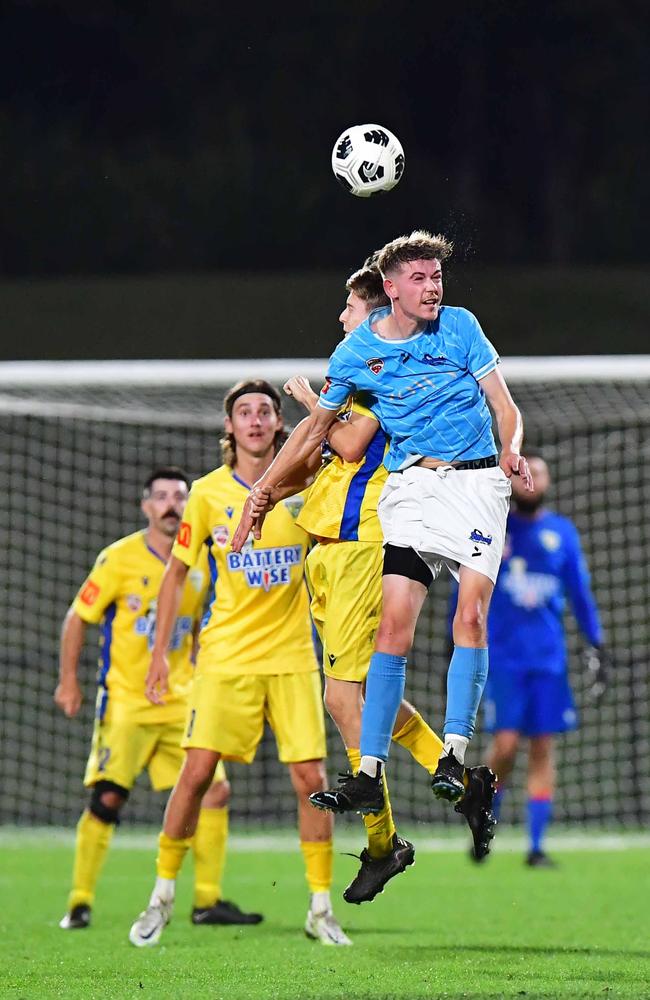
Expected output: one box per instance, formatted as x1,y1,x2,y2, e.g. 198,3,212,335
2,0,648,276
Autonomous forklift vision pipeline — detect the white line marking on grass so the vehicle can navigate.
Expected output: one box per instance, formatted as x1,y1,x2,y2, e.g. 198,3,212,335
1,827,649,852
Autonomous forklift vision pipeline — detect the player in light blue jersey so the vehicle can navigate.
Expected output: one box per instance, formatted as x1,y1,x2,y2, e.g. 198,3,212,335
233,230,532,816
468,455,604,866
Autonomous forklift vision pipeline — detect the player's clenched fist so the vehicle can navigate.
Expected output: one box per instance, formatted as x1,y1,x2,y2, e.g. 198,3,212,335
54,680,83,718
145,651,170,705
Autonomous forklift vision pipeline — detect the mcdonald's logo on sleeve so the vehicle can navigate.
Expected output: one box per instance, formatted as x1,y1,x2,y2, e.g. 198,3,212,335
177,521,192,548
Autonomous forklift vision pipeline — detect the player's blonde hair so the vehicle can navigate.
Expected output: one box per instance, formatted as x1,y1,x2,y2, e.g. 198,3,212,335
377,230,453,276
345,261,389,311
220,379,287,468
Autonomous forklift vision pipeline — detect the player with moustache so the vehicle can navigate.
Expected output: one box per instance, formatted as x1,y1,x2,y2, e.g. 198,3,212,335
56,469,258,930
465,455,605,866
233,230,533,817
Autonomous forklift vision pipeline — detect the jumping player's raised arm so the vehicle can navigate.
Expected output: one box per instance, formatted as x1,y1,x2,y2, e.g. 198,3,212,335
232,353,358,550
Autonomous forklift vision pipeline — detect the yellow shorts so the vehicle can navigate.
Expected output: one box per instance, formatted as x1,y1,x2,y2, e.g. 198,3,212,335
182,670,327,764
84,699,226,791
305,540,383,683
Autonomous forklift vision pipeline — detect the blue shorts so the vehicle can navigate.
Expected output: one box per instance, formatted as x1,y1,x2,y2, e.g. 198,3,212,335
482,669,578,737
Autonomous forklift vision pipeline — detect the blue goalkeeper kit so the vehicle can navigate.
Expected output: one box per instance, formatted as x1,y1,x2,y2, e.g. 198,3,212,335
482,509,603,735
318,305,500,471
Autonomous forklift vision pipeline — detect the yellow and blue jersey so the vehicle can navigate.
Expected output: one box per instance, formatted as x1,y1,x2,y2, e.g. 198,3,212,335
297,397,387,542
172,465,318,675
73,530,208,723
318,305,499,470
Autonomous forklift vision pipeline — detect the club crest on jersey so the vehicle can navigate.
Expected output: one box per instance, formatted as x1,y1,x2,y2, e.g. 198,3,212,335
283,497,304,520
227,545,302,591
212,524,230,548
540,529,562,552
126,594,142,613
225,506,235,519
366,357,384,375
469,528,493,546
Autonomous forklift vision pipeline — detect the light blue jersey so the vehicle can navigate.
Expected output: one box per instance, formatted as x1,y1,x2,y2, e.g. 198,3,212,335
318,305,499,471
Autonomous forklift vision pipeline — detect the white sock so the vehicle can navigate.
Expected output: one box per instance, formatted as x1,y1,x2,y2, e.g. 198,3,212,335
359,755,384,778
310,890,331,915
442,735,469,764
150,876,175,905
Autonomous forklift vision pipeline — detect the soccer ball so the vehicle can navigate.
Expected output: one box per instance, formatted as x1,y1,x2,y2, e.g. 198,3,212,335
331,124,405,197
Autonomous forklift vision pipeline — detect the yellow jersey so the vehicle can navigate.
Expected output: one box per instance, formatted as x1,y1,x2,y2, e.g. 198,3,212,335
297,398,387,543
73,530,208,723
172,465,317,676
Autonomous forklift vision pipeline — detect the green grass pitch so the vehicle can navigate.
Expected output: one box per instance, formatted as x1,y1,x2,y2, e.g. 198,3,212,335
1,834,649,999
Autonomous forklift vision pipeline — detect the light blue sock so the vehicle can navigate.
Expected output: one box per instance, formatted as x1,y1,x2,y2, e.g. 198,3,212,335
443,646,489,739
527,797,552,853
360,652,407,761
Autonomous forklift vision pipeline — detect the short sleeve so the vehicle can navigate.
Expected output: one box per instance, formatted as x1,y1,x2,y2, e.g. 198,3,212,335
317,341,358,411
462,310,500,382
72,548,121,624
172,488,208,567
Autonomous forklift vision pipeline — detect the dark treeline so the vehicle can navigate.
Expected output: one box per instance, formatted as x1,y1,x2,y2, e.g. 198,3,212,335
1,0,648,276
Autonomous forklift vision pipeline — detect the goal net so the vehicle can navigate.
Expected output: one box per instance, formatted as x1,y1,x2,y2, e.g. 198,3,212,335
1,358,649,832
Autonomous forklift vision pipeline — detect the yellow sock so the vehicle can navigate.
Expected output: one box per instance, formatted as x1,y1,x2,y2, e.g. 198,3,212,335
156,830,192,880
191,807,229,909
393,712,444,775
300,840,333,893
68,809,115,910
347,748,396,860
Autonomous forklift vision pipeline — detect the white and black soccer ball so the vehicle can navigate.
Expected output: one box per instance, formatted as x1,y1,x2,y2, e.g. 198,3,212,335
331,124,405,197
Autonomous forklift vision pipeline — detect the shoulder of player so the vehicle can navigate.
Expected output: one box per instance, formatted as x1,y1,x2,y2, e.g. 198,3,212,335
187,466,230,496
439,305,480,333
100,530,146,560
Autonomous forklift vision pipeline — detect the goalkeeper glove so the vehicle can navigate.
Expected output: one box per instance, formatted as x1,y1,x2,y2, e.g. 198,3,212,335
584,645,608,704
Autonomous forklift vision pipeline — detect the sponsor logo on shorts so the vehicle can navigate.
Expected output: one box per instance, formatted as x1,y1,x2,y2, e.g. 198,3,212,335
469,528,493,546
227,545,302,591
366,357,384,375
177,521,192,548
80,580,100,606
327,653,337,668
212,524,230,547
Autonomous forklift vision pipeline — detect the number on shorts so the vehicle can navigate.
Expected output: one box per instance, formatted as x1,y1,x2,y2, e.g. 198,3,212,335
186,709,196,739
98,747,111,772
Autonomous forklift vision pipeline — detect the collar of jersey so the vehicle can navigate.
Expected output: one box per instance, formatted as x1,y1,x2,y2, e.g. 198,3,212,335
231,471,251,490
142,532,167,564
366,305,438,343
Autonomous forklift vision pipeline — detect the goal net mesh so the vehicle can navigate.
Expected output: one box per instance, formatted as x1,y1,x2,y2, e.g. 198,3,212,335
1,363,648,832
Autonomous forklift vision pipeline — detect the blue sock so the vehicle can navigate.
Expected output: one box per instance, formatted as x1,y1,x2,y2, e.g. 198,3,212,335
493,786,505,822
443,646,489,739
527,797,552,853
360,652,407,761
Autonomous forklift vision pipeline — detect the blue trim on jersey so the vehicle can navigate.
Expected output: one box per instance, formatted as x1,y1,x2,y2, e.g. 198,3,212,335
201,535,219,631
143,536,167,565
97,602,116,721
339,427,386,541
232,472,251,489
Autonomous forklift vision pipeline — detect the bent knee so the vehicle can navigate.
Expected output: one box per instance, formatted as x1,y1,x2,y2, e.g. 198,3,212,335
290,760,327,797
202,778,231,809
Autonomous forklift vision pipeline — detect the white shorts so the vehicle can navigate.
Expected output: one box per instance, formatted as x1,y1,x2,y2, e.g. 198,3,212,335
378,465,511,584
